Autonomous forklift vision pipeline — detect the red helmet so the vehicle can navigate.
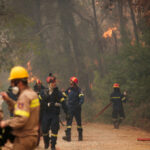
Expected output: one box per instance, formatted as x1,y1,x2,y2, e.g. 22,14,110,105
36,79,41,84
113,83,120,88
46,73,56,83
70,77,78,84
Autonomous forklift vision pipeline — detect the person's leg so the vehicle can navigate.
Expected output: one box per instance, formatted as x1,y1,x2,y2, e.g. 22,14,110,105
112,109,118,129
41,116,51,149
63,109,73,141
118,108,125,128
51,116,60,150
74,107,83,141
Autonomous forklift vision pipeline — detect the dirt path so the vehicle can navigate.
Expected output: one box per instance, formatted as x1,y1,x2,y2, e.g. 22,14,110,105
37,123,150,150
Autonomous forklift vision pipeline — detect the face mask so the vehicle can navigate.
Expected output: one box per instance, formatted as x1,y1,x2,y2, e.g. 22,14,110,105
12,86,19,95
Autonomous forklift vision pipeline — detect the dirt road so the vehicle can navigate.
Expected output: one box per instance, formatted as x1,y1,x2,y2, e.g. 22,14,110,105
37,123,150,150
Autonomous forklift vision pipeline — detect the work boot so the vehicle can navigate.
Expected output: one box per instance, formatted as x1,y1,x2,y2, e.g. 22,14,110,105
43,135,50,149
44,143,49,149
51,136,57,150
78,132,83,141
113,121,118,129
117,118,123,129
116,121,119,129
51,146,56,150
62,130,71,142
78,129,83,141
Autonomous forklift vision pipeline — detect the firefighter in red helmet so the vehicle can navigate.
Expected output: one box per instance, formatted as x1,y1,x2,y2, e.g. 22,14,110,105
33,79,46,147
34,79,45,95
41,73,68,150
62,76,84,142
110,83,127,129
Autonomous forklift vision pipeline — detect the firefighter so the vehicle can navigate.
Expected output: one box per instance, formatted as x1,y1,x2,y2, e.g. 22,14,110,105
33,79,46,123
0,66,40,150
110,83,127,129
7,82,19,117
62,77,84,142
33,79,46,147
41,73,68,150
34,79,45,95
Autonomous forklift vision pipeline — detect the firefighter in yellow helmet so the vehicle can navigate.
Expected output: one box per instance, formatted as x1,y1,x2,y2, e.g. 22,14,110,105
0,66,40,150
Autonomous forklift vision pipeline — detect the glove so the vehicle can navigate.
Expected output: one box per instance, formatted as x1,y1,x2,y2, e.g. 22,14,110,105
47,102,55,107
54,102,61,107
47,102,51,107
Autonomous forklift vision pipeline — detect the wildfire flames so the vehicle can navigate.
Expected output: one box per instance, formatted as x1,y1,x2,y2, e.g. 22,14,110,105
96,1,99,5
27,61,40,83
103,27,117,38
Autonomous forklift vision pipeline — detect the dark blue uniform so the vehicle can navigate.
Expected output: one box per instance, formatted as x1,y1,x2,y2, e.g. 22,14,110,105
110,88,126,128
64,86,84,141
34,83,45,95
41,87,67,149
33,83,46,146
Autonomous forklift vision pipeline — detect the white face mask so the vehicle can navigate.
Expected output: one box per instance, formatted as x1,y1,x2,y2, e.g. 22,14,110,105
12,86,19,95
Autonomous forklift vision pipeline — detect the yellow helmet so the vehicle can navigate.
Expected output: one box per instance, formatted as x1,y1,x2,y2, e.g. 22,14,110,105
8,66,29,80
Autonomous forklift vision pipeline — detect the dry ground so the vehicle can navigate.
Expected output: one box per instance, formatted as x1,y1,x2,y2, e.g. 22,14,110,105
36,122,150,150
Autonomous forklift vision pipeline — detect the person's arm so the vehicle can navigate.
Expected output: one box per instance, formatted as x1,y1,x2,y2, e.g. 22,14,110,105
0,92,16,113
78,89,84,105
121,92,127,103
3,94,30,129
58,92,67,114
110,93,114,102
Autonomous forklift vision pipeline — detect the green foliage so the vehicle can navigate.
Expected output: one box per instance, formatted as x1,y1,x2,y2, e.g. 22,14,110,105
91,21,150,127
0,8,39,71
0,0,150,130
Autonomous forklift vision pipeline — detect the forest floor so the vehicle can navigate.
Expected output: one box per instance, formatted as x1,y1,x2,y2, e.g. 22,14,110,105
36,122,150,150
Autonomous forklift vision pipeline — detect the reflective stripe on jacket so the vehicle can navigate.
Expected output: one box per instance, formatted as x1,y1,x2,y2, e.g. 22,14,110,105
6,87,40,137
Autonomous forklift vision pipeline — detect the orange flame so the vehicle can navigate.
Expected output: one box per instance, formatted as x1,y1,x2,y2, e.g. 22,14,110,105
103,27,117,38
27,61,32,71
94,59,99,67
27,61,40,84
96,1,99,5
89,83,93,89
131,38,135,46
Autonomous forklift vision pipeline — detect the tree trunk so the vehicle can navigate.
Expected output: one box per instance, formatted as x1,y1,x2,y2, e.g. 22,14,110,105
91,0,104,77
127,0,139,45
117,0,127,42
112,31,118,55
57,0,93,99
32,0,51,79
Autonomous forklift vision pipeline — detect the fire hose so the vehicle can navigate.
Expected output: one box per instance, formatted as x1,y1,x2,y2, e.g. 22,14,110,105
60,102,112,126
93,102,112,121
137,138,150,141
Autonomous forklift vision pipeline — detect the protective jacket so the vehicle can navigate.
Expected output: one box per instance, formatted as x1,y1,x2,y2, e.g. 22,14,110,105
62,86,84,142
5,87,40,137
41,87,67,149
110,89,126,120
41,87,67,115
34,84,45,95
110,90,126,111
65,86,84,108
